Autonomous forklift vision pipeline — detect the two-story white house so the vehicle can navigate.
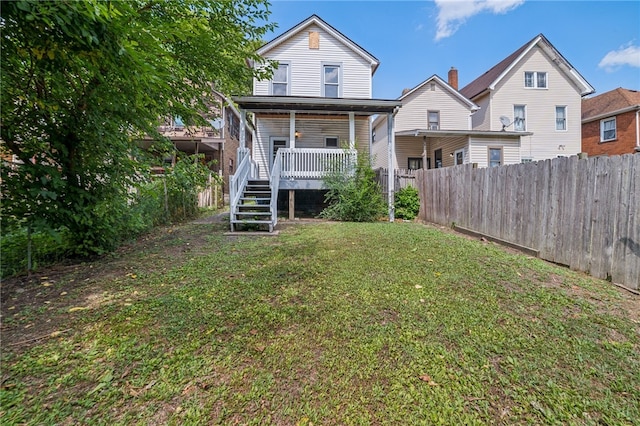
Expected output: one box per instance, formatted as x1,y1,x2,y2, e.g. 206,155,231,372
460,34,595,162
231,15,401,231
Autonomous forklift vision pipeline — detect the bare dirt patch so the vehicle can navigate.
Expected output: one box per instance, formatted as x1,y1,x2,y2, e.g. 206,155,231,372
1,218,227,350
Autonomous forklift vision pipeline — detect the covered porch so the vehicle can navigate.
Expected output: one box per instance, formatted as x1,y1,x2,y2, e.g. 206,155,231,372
230,96,402,230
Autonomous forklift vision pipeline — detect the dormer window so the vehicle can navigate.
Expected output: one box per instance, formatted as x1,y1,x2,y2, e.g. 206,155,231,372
524,71,547,88
271,63,289,96
322,64,341,98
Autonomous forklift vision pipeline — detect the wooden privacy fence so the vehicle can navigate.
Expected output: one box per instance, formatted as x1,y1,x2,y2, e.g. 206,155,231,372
198,172,223,209
376,168,417,201
416,154,640,290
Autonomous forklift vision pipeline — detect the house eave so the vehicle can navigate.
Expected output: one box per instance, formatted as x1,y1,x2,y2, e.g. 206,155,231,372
581,104,640,123
397,129,532,138
232,95,402,115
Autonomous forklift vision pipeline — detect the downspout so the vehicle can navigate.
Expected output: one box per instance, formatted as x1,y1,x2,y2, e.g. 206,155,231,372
387,107,399,222
636,109,640,152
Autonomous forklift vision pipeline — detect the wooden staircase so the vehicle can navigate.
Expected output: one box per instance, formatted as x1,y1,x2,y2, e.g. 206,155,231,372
230,180,275,232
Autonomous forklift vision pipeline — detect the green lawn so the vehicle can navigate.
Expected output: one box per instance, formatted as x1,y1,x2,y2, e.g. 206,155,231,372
1,221,639,425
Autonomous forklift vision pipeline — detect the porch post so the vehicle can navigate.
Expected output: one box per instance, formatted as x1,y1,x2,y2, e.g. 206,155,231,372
387,112,395,222
289,112,296,149
349,112,355,149
240,109,246,149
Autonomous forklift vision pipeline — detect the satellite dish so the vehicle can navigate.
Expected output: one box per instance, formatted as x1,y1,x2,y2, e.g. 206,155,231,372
499,115,512,131
209,118,224,130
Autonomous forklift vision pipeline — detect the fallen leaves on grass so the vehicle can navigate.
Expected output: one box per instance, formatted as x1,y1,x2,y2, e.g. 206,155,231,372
419,374,439,386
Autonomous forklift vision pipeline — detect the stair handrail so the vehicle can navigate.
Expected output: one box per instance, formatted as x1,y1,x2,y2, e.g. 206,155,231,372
270,149,282,228
230,149,252,217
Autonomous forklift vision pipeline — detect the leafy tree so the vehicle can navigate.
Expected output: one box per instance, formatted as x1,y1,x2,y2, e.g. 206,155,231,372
1,0,275,255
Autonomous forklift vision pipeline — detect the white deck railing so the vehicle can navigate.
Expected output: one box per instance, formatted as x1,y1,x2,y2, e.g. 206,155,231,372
269,150,282,229
277,148,357,179
230,147,252,211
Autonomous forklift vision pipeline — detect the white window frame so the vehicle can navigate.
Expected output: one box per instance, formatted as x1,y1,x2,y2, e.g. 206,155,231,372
454,149,464,165
321,63,342,98
600,117,617,142
324,136,339,148
524,71,547,89
428,110,440,130
488,147,503,168
271,62,290,96
407,157,423,170
514,105,526,131
555,106,567,131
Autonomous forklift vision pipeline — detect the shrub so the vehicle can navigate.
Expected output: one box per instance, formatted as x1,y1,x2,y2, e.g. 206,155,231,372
394,186,420,220
320,151,386,222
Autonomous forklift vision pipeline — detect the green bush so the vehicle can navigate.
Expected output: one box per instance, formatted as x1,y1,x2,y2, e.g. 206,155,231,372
394,186,420,220
0,226,73,278
320,151,386,222
0,155,214,277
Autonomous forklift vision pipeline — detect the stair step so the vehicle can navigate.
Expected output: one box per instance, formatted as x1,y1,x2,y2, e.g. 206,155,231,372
240,197,270,202
231,219,273,224
244,191,271,197
235,212,271,217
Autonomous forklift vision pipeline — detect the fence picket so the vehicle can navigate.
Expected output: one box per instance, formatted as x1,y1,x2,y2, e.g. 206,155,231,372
414,154,639,290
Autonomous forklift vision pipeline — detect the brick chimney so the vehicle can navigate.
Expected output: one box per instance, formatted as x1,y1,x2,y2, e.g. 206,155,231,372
448,67,458,90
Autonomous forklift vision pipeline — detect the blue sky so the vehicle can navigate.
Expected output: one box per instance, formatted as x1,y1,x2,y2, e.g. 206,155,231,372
263,0,640,99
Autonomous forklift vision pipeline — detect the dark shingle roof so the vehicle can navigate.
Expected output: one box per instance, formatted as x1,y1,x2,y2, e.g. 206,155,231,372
459,38,532,100
582,88,640,121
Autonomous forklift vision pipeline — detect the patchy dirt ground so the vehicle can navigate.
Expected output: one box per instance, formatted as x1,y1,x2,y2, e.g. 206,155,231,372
2,215,638,353
1,214,230,351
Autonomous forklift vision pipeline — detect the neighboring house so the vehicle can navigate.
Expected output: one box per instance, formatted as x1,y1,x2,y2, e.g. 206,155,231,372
231,15,401,230
581,87,640,156
372,69,526,171
140,90,253,195
460,34,595,162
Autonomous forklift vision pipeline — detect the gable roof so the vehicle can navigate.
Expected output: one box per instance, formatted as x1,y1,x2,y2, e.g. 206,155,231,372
257,15,380,75
460,34,594,99
399,74,479,110
582,87,640,122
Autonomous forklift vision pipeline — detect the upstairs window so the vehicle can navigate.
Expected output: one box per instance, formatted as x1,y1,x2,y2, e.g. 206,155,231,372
428,111,440,130
524,71,547,88
323,64,341,98
600,117,617,142
555,106,567,131
514,105,526,131
272,63,289,96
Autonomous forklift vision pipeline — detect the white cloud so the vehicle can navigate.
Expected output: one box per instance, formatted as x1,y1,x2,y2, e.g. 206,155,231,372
434,0,525,41
598,44,640,72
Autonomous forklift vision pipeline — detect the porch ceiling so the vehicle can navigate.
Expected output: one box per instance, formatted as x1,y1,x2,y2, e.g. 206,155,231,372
397,129,532,138
233,95,402,115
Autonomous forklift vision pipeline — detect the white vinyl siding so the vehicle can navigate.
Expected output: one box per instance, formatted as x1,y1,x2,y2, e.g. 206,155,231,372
468,137,520,167
470,93,491,130
480,46,583,160
254,115,369,178
253,23,372,98
395,80,474,132
371,117,389,169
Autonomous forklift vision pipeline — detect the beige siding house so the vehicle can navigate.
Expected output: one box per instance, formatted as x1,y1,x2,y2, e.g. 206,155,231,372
460,34,594,162
230,15,401,230
372,71,525,172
